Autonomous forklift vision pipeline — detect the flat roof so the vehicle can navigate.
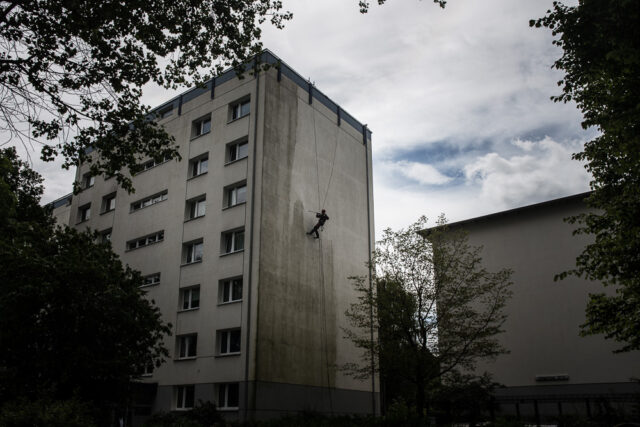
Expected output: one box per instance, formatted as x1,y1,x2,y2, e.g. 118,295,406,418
432,191,592,231
149,49,372,141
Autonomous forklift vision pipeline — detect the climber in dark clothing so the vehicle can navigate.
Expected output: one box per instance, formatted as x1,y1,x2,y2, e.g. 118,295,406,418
307,209,329,239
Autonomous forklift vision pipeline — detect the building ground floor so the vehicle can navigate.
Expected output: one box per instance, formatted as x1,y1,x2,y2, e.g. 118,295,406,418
493,382,640,425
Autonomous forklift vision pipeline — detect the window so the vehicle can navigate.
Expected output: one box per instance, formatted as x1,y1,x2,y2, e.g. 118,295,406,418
100,228,112,244
218,329,241,355
131,190,168,212
78,204,91,223
189,155,208,178
186,196,206,220
177,334,197,359
222,229,244,254
175,385,195,410
82,173,95,189
224,182,246,208
137,363,154,377
126,230,164,251
192,115,211,138
139,155,171,173
142,273,161,287
227,140,248,163
230,99,250,121
157,105,173,119
219,278,242,304
101,193,116,213
184,240,203,264
217,383,239,410
181,286,200,310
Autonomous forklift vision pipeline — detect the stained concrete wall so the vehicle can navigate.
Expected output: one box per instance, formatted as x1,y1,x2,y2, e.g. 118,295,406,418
250,68,377,411
456,195,639,392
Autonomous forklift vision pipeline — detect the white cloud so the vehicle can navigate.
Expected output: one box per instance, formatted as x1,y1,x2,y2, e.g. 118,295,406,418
464,137,590,208
386,160,452,186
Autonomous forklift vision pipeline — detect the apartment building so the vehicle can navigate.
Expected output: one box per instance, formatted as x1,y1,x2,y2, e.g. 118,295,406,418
445,193,639,422
53,51,377,421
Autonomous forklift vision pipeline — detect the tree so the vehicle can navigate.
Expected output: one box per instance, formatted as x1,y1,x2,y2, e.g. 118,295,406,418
358,0,446,13
0,1,291,191
532,1,640,352
0,147,171,416
343,216,512,418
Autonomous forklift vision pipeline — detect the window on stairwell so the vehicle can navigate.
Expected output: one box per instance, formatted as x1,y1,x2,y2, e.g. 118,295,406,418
176,334,197,359
183,239,203,264
229,98,250,121
224,182,246,208
77,203,91,223
180,286,200,311
221,229,243,255
186,195,206,220
219,277,242,304
217,329,241,355
191,114,211,138
226,139,248,163
189,154,208,178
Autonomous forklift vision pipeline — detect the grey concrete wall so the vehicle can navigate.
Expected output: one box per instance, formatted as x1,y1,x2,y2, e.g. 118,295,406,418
459,196,639,389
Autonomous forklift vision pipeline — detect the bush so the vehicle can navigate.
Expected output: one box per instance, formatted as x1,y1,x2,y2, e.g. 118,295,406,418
144,401,223,427
0,398,97,427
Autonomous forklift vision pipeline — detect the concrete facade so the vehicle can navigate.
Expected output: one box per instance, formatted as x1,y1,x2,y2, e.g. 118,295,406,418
448,193,639,421
53,51,378,421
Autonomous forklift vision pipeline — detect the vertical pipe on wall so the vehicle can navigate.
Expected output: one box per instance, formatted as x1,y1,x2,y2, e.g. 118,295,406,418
243,62,260,422
210,77,216,99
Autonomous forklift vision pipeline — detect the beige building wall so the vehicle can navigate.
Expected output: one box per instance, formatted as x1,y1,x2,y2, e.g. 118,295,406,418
60,51,377,421
449,194,639,419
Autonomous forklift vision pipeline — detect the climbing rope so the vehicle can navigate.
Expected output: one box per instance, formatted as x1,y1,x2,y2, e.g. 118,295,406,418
310,106,335,415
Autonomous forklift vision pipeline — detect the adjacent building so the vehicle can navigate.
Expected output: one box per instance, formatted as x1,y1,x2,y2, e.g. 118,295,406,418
447,193,639,422
52,51,377,421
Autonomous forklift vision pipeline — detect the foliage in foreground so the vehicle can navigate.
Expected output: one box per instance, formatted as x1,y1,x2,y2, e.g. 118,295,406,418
0,0,292,192
343,216,513,418
532,0,640,351
0,147,170,418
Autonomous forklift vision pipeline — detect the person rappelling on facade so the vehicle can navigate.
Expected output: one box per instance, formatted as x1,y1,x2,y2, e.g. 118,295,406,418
307,209,329,239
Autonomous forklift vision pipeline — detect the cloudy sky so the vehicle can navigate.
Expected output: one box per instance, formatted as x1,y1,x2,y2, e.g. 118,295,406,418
35,0,592,237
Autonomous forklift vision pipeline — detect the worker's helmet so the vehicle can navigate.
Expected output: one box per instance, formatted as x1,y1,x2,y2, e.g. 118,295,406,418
322,209,326,213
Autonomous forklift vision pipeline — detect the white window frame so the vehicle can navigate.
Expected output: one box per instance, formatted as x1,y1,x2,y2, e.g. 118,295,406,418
226,140,248,163
175,385,195,410
218,329,241,355
184,240,203,264
82,173,95,189
126,230,164,251
217,383,240,410
177,334,197,359
181,286,200,311
230,99,250,121
222,229,244,255
102,193,116,213
219,278,242,304
190,155,208,178
130,190,168,212
225,183,246,208
78,203,91,223
100,228,112,244
192,115,211,138
142,273,161,287
187,196,206,220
